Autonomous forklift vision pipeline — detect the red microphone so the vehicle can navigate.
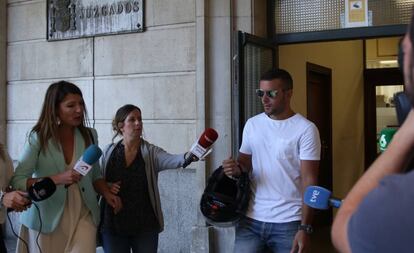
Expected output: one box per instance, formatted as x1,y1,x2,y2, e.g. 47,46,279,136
183,128,219,168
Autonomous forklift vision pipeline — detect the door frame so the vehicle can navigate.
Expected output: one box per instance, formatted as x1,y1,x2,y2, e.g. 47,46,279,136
232,31,276,155
306,62,333,225
364,67,404,168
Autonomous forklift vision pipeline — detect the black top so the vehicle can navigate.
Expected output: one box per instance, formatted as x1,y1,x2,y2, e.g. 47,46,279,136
101,143,159,235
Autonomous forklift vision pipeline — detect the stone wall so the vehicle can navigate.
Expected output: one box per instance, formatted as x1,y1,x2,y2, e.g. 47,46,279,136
6,0,199,252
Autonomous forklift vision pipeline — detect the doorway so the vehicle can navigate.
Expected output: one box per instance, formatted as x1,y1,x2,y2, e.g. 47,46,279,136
364,68,404,168
306,62,335,253
306,62,333,218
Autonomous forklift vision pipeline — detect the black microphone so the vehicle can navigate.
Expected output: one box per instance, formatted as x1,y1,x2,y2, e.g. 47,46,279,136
183,128,219,168
28,177,56,202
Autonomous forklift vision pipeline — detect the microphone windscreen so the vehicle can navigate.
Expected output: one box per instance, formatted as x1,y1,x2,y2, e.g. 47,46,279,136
198,128,219,148
28,177,57,201
304,186,331,210
82,144,103,165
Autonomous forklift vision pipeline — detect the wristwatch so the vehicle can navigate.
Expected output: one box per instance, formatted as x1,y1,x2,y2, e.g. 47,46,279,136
298,224,313,234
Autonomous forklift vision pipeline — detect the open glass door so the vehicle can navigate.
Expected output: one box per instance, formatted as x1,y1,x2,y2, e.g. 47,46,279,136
231,31,276,155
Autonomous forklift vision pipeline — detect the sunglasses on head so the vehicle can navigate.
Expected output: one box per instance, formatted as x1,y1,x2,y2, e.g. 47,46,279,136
255,89,279,98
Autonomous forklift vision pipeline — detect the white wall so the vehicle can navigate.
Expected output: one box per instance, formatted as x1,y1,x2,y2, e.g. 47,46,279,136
0,0,6,144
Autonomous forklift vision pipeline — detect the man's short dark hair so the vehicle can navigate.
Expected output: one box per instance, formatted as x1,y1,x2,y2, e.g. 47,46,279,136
260,68,293,90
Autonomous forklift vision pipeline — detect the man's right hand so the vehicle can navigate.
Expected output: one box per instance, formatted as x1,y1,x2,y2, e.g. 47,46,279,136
222,157,242,178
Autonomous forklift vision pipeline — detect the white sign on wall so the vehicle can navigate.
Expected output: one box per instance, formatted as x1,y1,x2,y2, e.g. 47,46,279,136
344,0,368,28
48,0,144,41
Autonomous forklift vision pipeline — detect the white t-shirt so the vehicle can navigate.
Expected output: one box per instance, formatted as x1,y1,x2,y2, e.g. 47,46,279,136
240,113,321,223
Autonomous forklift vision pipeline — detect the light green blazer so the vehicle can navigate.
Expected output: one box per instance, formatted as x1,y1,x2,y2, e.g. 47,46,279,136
11,128,102,233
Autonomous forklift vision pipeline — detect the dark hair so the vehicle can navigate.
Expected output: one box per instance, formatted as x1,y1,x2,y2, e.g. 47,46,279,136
30,81,91,152
112,104,141,142
260,68,293,90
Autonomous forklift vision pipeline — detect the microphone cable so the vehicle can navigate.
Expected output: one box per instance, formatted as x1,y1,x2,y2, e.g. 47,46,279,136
7,209,28,253
33,203,43,253
6,202,43,253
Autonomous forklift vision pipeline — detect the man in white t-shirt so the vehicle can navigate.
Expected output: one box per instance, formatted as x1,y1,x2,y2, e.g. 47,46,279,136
223,68,321,253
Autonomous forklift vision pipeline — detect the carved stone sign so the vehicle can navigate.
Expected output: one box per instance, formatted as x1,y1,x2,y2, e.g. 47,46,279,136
47,0,143,41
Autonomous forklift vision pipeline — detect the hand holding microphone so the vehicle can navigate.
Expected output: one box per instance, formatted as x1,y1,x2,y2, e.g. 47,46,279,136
6,177,57,212
183,128,219,168
2,190,31,212
62,144,103,188
304,185,342,209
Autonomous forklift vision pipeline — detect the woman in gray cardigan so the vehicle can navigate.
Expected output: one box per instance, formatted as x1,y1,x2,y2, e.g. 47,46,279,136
99,104,190,253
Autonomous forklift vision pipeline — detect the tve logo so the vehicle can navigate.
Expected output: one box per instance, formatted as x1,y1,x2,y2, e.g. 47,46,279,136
310,190,320,203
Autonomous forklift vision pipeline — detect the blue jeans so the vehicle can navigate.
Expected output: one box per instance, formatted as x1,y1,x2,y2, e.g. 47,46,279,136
234,216,300,253
101,230,159,253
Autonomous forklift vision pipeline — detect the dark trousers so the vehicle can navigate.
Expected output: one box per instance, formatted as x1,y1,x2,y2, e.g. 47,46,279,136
101,230,158,253
0,226,7,253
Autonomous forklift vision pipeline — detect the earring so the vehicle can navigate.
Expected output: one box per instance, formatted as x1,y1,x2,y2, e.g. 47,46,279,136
57,117,61,126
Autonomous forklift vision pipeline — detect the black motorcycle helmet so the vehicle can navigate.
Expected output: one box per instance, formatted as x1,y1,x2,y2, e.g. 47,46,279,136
200,166,251,227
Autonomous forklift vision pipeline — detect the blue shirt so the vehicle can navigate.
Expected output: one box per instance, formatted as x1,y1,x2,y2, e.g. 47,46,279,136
348,170,414,253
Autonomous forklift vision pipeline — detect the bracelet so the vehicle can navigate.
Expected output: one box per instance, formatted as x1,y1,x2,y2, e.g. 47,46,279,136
298,224,313,234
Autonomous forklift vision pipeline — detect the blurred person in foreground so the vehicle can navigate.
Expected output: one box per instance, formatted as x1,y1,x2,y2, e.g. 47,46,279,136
331,9,414,253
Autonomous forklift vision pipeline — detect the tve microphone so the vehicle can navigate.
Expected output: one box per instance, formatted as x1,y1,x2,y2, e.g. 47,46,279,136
28,177,57,201
304,185,342,209
183,128,219,168
65,144,102,188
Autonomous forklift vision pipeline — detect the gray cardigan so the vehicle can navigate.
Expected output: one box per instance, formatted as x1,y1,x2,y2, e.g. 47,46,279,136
100,138,186,232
